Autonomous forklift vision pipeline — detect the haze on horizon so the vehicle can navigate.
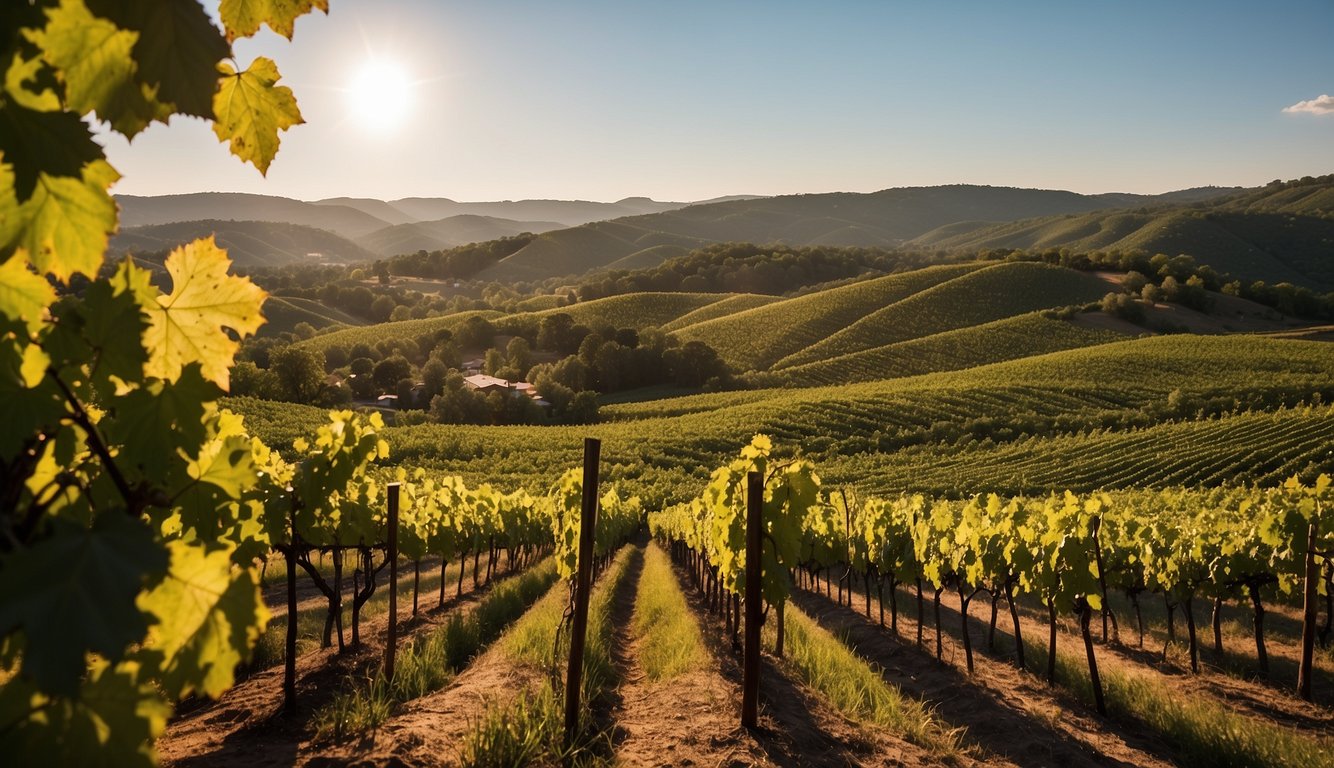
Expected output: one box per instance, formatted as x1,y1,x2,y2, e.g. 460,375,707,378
100,0,1334,203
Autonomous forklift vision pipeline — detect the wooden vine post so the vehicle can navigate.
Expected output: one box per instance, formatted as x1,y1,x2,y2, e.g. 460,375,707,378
1297,519,1319,701
564,438,601,749
385,482,401,682
283,488,298,715
742,471,763,729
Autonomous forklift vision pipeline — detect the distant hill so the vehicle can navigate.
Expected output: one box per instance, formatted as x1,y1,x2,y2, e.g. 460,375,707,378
908,176,1334,290
111,220,377,266
475,185,1240,282
308,197,418,225
351,196,739,228
116,193,393,238
356,215,566,256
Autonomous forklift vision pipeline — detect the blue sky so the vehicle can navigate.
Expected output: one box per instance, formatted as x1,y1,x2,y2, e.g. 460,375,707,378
101,0,1334,202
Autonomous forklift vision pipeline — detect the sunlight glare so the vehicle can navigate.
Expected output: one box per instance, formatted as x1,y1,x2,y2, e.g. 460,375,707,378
346,59,413,134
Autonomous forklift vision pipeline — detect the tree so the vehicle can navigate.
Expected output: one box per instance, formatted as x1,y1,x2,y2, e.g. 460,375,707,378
665,341,730,388
456,315,495,350
506,336,533,376
373,355,413,391
270,346,326,403
0,2,328,764
421,359,449,401
371,294,396,322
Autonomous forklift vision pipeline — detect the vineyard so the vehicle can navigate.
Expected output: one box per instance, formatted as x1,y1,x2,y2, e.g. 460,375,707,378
3,1,1333,766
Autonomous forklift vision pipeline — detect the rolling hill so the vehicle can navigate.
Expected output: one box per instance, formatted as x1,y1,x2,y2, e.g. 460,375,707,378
909,176,1334,290
260,296,367,336
474,185,1240,282
116,193,393,238
364,196,753,228
355,215,566,256
774,262,1112,368
776,311,1128,385
669,263,985,371
111,220,377,266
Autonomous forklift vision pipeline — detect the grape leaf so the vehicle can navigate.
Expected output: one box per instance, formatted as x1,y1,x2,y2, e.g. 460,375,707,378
218,0,328,42
0,250,55,333
0,338,66,459
0,659,169,768
0,99,103,200
0,159,119,281
85,0,230,118
186,411,258,498
0,515,168,696
81,263,150,382
5,51,62,111
109,363,218,479
212,56,302,175
137,541,268,699
24,0,170,138
141,237,266,388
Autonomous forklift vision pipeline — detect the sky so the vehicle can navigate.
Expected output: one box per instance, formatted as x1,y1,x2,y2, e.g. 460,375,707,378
100,0,1334,203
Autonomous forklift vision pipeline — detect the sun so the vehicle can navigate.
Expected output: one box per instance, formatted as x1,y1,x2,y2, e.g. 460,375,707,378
346,58,414,134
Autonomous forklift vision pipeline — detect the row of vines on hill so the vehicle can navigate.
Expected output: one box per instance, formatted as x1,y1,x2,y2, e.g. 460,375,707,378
650,437,1332,711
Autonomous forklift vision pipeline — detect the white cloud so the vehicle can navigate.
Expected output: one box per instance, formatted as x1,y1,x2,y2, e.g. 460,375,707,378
1283,95,1334,115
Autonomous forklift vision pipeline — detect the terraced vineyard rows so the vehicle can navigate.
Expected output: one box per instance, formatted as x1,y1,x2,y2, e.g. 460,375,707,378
779,311,1126,385
831,405,1334,495
775,262,1112,368
671,263,983,370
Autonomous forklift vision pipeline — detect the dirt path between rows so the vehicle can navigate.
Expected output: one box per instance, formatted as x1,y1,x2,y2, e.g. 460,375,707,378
158,553,529,768
812,572,1332,754
611,542,778,767
791,588,1177,768
664,554,952,767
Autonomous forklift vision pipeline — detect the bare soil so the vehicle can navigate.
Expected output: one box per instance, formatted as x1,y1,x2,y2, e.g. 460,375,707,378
157,552,526,768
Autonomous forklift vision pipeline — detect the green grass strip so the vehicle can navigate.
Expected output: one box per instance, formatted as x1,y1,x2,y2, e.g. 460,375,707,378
312,558,559,741
775,604,962,756
1025,638,1334,768
462,545,641,768
630,543,703,682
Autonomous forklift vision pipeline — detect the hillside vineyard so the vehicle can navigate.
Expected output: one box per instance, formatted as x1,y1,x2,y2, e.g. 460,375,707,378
2,2,1332,767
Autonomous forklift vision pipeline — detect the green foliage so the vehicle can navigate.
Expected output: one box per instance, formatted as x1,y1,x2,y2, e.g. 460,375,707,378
0,2,326,764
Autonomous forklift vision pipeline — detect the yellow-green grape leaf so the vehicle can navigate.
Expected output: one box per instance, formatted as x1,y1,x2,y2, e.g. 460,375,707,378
137,540,268,699
2,159,119,281
187,415,258,498
5,52,61,111
85,0,230,118
142,237,266,389
212,56,303,175
218,0,328,42
24,0,169,138
0,250,56,333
